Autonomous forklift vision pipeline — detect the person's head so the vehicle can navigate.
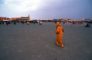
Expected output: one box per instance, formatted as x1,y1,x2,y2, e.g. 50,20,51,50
56,21,61,26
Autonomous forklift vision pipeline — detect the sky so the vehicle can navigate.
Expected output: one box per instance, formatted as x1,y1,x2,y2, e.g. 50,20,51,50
0,0,92,19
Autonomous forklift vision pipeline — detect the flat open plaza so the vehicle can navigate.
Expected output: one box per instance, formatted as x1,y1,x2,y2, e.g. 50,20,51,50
0,23,92,60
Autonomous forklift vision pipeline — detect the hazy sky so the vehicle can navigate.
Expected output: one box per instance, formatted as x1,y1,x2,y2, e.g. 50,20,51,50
0,0,92,19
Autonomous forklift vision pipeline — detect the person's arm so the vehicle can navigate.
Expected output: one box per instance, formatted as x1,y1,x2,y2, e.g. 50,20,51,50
56,27,60,34
62,27,64,33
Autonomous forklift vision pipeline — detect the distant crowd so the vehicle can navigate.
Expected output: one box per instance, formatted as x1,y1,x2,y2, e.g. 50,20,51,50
0,20,92,27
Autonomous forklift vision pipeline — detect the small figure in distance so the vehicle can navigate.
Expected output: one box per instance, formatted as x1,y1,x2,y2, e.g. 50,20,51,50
55,20,64,48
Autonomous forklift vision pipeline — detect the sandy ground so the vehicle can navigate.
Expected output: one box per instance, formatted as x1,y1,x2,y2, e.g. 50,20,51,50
0,23,92,60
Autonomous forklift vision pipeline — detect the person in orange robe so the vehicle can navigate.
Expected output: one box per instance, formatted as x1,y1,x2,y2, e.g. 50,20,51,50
55,21,64,48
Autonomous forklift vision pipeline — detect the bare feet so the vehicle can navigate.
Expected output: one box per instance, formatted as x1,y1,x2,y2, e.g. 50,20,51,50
60,44,64,48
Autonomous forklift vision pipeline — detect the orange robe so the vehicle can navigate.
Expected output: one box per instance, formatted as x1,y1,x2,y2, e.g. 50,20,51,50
56,25,64,48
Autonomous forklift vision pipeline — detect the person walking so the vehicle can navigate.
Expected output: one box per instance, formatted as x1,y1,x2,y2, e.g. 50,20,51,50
55,21,64,48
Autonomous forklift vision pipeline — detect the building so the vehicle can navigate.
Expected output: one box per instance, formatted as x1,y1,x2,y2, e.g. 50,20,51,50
0,17,10,21
16,15,30,21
